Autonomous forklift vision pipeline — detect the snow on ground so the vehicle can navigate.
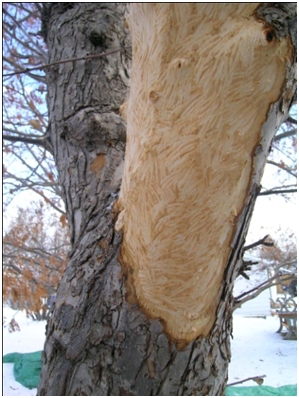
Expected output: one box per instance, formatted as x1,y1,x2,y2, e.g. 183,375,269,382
3,307,47,396
2,307,297,396
228,315,297,387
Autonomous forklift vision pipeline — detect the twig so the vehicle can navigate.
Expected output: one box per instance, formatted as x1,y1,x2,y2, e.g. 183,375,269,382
267,160,297,177
235,275,278,301
286,115,297,125
273,128,297,142
238,260,259,280
233,274,295,310
3,47,131,77
259,188,297,196
243,235,274,252
227,375,266,387
3,133,49,147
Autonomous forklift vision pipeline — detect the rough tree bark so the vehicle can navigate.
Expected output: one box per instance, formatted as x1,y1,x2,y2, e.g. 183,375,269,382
38,3,296,396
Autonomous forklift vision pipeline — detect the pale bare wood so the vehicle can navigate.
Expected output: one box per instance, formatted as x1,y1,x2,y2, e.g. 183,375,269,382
116,3,294,342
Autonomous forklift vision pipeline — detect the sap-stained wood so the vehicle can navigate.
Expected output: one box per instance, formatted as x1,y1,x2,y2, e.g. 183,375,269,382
90,153,106,174
116,4,293,342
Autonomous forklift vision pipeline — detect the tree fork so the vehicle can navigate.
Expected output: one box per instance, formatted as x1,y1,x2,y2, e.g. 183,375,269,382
38,3,296,396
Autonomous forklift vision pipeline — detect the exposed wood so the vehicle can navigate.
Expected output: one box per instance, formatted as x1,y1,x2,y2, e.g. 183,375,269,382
116,3,294,342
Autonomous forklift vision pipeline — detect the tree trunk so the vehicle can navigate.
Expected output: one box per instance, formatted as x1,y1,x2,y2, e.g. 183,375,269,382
38,3,296,396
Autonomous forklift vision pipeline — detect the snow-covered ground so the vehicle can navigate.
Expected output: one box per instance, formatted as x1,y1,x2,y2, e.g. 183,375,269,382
229,315,297,387
3,307,47,396
2,307,297,396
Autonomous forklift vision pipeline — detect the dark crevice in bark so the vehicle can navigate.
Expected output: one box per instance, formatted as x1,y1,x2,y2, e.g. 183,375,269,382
255,3,297,51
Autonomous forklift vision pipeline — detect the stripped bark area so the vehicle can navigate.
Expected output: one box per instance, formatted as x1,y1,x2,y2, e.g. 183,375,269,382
37,3,296,396
116,3,294,342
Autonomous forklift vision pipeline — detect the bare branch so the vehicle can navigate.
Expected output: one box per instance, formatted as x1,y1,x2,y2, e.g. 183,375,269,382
3,254,49,271
243,235,274,252
3,133,51,151
234,274,295,310
273,128,297,142
4,174,59,193
4,149,54,186
4,240,65,264
18,77,48,124
3,127,46,139
24,145,55,184
3,55,45,83
259,188,297,196
227,375,266,387
4,261,22,275
3,47,131,77
267,160,297,177
30,188,65,215
3,9,47,60
286,115,297,125
238,260,259,280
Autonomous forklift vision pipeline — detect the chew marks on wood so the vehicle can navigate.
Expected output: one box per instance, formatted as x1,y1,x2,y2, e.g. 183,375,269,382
115,4,292,342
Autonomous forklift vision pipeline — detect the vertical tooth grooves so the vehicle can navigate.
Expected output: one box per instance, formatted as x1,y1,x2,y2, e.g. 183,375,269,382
116,3,291,342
